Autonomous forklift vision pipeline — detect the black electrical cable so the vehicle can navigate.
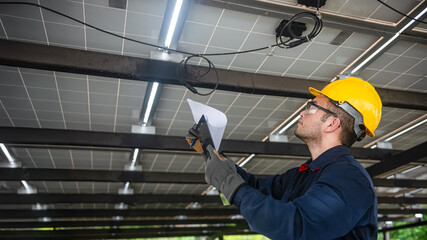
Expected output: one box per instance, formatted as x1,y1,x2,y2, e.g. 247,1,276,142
0,1,322,96
0,2,198,55
377,0,427,24
276,11,323,49
177,56,219,96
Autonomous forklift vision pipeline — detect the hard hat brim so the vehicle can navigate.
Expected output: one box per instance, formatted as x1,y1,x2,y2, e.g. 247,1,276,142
309,87,321,97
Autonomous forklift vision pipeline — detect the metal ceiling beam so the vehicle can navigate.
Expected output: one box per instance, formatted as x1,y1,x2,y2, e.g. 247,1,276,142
0,168,206,183
378,221,427,233
367,141,427,177
0,40,425,110
0,127,400,159
0,208,240,218
378,216,421,223
0,228,246,240
1,168,426,188
0,218,248,229
0,193,424,205
372,179,427,189
0,193,221,204
0,208,422,219
192,0,427,44
378,208,427,215
377,197,427,204
0,227,251,239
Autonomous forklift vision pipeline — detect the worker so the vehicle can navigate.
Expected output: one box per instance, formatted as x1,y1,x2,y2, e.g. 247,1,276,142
186,77,382,239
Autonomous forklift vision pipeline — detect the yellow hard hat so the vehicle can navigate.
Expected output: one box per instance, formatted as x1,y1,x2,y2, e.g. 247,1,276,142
309,77,382,137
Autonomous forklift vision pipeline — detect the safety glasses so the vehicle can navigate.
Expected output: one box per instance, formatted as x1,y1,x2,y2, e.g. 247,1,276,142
305,101,338,118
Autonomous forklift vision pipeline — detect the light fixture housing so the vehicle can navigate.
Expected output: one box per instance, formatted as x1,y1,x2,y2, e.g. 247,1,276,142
141,82,160,126
165,0,184,48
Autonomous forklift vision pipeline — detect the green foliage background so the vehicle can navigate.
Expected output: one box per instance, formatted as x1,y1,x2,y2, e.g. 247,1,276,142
377,222,427,240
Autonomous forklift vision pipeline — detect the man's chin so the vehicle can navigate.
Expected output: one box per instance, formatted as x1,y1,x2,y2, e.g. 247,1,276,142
294,130,303,141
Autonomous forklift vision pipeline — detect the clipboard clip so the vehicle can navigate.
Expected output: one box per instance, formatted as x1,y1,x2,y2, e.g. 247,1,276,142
196,115,214,158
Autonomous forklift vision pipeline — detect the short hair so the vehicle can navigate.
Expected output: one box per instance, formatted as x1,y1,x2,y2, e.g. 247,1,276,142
322,101,357,147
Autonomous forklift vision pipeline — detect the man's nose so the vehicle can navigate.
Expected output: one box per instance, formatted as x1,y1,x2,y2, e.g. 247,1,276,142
300,110,307,118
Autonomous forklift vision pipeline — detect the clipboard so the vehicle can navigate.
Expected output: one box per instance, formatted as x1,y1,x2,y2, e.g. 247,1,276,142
197,115,214,154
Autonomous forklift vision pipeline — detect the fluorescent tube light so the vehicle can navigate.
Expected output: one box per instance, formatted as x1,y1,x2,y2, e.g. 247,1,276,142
396,188,423,198
39,217,52,222
142,82,159,126
239,154,256,167
131,148,139,165
351,7,427,74
278,116,300,134
401,165,422,174
165,0,183,48
351,35,399,74
21,180,31,189
397,7,427,34
385,118,427,142
112,216,124,221
370,118,427,149
0,143,15,163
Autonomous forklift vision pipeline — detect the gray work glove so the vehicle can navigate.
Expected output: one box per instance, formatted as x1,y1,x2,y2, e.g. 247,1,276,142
205,145,245,203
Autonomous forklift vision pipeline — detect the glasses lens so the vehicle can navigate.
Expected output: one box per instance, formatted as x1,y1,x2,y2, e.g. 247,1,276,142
306,102,317,114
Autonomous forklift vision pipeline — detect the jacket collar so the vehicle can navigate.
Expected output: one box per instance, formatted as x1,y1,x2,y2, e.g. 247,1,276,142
299,145,350,172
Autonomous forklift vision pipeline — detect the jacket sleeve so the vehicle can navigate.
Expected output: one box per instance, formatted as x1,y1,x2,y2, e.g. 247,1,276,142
233,163,376,240
236,165,292,200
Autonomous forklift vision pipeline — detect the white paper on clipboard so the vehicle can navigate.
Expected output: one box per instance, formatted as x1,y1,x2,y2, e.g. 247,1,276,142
187,99,227,150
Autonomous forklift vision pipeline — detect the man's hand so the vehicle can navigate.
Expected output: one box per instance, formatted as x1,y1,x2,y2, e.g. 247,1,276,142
205,145,245,203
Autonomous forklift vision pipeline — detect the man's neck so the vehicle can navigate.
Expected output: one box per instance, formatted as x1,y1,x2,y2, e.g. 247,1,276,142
307,139,342,160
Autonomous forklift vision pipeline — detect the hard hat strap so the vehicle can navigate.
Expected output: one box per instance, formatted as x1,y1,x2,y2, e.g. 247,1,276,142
330,100,366,141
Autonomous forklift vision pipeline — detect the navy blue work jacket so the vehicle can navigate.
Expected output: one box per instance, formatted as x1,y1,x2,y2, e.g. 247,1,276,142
233,145,377,240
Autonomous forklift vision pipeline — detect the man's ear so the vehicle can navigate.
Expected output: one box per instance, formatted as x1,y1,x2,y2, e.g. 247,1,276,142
324,116,341,133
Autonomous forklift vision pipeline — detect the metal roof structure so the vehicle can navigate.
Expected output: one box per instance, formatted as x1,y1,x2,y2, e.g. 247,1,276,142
0,0,426,239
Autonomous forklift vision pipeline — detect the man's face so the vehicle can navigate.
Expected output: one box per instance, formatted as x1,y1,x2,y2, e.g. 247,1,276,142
294,95,331,143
